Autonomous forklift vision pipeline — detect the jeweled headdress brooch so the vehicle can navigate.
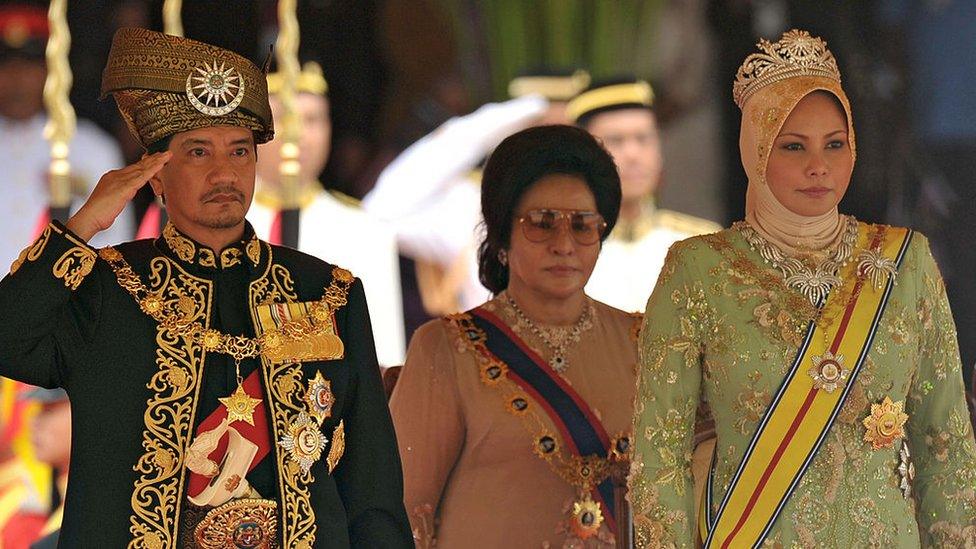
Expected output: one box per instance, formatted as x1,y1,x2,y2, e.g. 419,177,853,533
732,29,841,109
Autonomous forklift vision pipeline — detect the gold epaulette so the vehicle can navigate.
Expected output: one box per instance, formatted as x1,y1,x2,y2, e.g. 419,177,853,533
325,189,362,209
465,169,483,186
655,209,723,236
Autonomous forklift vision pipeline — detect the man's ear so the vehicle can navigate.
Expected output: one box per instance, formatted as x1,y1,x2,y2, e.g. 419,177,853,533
143,153,165,199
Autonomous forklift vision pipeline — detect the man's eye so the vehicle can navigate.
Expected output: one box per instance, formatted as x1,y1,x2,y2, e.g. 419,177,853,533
190,148,206,157
233,148,250,157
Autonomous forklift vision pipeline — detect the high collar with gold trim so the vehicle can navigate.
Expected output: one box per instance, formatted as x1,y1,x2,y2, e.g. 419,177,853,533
158,222,262,270
611,199,658,243
253,177,322,211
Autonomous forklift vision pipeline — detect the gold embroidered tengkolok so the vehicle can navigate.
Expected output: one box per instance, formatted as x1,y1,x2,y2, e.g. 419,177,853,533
100,27,273,149
733,29,841,108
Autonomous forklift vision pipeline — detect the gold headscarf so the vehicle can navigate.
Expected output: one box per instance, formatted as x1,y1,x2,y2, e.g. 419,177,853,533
101,28,273,149
734,29,856,253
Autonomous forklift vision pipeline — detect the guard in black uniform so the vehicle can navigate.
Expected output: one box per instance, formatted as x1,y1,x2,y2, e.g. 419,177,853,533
0,28,412,548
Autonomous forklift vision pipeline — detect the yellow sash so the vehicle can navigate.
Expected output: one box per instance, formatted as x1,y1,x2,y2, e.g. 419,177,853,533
699,225,912,548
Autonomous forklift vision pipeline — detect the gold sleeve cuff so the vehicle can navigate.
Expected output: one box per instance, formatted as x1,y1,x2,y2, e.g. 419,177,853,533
9,222,97,291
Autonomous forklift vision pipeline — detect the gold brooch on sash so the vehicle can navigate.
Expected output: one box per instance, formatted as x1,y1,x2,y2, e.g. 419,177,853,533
194,498,278,549
569,494,604,540
862,396,908,450
304,371,335,425
808,351,848,393
279,413,327,474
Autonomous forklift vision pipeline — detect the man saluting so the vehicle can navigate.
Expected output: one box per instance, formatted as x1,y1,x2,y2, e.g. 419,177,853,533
0,28,411,548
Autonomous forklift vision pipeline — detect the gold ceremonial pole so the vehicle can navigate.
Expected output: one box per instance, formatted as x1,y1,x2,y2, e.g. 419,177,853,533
162,0,184,37
43,0,75,223
275,0,302,248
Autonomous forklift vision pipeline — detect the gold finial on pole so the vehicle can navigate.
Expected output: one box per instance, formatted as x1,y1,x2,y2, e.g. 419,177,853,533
162,0,184,37
275,0,302,212
43,0,75,217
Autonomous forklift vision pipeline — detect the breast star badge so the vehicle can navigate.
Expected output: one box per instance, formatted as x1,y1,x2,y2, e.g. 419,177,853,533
219,385,262,426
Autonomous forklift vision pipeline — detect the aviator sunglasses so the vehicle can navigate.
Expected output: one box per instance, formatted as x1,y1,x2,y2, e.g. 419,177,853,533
517,209,608,246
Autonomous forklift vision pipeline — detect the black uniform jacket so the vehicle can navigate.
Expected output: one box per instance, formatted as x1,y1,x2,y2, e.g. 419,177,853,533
0,221,413,548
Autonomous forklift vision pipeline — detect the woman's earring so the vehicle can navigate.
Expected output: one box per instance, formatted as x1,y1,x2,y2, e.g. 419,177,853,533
497,249,508,266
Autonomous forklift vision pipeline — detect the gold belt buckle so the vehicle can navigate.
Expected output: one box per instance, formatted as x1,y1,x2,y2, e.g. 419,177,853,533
194,498,279,549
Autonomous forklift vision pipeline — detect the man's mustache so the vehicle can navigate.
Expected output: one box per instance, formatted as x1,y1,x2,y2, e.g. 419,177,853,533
201,187,245,202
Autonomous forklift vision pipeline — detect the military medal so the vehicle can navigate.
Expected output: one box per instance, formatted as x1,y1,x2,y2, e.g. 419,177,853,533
279,413,328,474
568,493,604,540
219,384,262,426
808,351,848,393
304,371,335,425
862,396,908,450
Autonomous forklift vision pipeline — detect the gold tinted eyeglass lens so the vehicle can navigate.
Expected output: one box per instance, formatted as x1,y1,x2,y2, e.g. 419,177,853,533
519,209,607,245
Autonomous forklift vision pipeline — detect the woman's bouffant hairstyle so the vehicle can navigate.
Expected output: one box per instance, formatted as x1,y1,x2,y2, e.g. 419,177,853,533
477,124,621,294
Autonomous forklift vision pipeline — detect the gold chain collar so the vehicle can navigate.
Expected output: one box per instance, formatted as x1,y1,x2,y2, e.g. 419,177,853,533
161,222,262,269
98,246,353,364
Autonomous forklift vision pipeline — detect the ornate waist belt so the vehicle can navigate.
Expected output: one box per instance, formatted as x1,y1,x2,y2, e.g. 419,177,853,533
193,498,279,549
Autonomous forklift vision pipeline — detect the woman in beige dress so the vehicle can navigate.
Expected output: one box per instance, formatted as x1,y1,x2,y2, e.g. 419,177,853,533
390,125,640,547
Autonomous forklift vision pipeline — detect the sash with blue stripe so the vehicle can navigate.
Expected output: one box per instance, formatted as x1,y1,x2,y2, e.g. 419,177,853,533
469,307,618,529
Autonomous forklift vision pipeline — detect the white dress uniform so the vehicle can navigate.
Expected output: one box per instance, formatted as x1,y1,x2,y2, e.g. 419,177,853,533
363,95,548,312
248,187,406,366
586,204,721,312
0,113,132,270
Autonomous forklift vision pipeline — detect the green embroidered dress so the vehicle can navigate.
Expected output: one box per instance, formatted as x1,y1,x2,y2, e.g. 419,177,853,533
629,224,976,548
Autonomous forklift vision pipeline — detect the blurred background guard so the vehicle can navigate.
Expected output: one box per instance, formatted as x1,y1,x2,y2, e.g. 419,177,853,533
364,69,588,339
20,388,70,549
0,4,131,270
248,62,405,366
0,382,47,549
573,77,721,313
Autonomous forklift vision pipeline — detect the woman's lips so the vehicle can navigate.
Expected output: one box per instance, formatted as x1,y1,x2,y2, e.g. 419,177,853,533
798,187,831,198
545,266,578,276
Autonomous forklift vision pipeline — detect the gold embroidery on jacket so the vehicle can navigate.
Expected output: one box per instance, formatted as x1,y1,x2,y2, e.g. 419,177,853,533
220,247,242,268
125,256,212,548
248,245,354,548
162,223,195,263
53,246,97,290
10,225,52,274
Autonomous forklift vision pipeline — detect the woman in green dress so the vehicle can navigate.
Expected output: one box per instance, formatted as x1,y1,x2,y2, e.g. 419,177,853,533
629,29,976,548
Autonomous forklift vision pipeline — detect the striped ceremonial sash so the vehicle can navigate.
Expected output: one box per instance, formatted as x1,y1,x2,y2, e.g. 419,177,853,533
699,225,912,548
469,308,619,531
